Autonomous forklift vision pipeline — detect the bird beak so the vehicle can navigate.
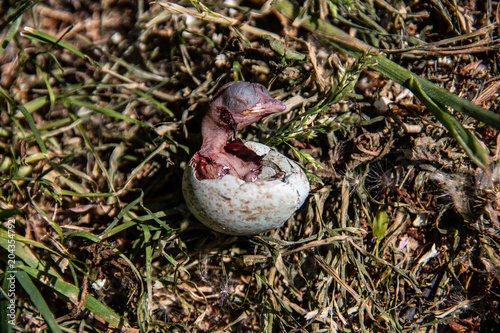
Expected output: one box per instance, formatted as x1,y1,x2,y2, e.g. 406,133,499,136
242,99,286,116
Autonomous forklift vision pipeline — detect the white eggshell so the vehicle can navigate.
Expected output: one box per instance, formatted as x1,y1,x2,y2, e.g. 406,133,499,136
182,142,310,235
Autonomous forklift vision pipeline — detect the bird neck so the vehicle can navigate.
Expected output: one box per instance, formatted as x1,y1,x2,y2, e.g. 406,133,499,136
199,115,233,156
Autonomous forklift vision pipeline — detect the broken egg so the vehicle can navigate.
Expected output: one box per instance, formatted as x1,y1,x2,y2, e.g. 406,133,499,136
182,81,310,235
183,141,310,235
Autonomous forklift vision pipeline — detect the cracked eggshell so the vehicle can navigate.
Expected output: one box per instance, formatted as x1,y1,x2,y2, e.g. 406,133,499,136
182,142,310,235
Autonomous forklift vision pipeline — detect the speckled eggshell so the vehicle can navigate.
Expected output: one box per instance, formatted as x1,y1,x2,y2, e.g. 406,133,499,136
182,142,310,235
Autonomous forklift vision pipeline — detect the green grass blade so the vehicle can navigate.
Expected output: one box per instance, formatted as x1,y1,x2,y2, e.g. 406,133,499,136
140,224,153,321
0,228,65,279
28,196,64,241
0,230,126,329
22,96,49,114
0,15,22,57
66,97,152,127
65,231,101,242
0,0,39,32
19,264,125,328
14,270,63,333
407,76,490,170
0,86,48,154
16,105,48,154
372,56,500,129
132,88,175,118
372,209,389,239
274,0,500,130
37,66,56,114
1,273,13,333
99,193,145,238
21,27,86,58
59,190,115,198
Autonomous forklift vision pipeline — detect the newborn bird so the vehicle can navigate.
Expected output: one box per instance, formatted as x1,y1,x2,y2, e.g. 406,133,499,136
191,82,286,182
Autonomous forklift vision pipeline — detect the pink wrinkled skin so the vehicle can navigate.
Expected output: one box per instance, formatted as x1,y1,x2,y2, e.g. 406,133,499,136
192,81,286,181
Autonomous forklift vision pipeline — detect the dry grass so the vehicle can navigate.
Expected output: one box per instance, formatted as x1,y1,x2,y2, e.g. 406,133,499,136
1,0,499,332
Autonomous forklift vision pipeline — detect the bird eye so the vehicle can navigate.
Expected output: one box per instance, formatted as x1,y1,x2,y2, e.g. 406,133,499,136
256,84,271,97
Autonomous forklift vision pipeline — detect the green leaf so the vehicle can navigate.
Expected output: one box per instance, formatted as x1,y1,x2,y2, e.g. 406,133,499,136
0,15,22,57
14,270,63,333
0,209,19,220
66,97,152,128
65,231,101,242
407,76,490,170
0,86,48,154
22,96,49,114
19,264,124,328
132,88,175,118
0,0,39,33
37,66,55,115
372,56,500,130
262,34,306,61
140,224,153,320
1,273,13,333
21,26,86,59
17,104,48,154
373,209,389,239
0,231,127,329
